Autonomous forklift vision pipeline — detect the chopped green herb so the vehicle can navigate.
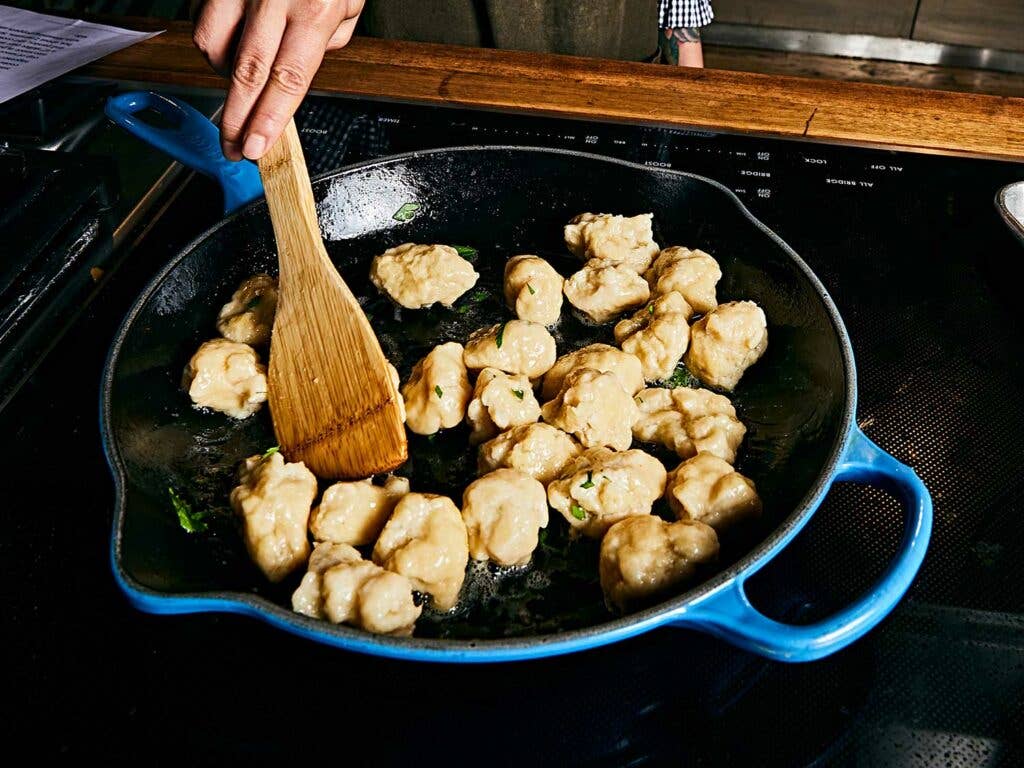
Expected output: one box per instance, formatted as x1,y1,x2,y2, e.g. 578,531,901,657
662,365,697,389
168,487,208,534
527,283,536,295
434,385,444,398
496,322,508,349
512,389,525,400
453,245,478,260
392,202,421,222
455,305,472,315
245,296,262,311
635,395,643,404
570,503,587,520
580,471,595,489
470,288,489,303
261,445,280,460
648,303,655,314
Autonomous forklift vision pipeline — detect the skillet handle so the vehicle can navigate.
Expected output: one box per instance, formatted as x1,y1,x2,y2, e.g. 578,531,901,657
105,91,264,215
670,427,932,662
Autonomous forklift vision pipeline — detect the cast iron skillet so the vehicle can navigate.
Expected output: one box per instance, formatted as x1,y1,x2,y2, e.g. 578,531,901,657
101,92,932,663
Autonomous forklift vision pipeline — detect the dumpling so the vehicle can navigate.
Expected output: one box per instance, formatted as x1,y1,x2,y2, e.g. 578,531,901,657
632,387,746,463
613,291,693,381
477,422,583,484
465,367,541,445
541,343,644,400
599,516,719,611
644,247,721,313
183,338,267,418
309,475,410,546
229,452,317,582
216,273,278,345
463,320,557,379
665,452,762,532
563,259,650,324
461,469,549,566
548,447,667,538
370,243,479,309
402,342,472,435
372,493,469,611
292,542,420,636
541,368,639,451
564,213,659,273
503,255,564,325
685,301,768,391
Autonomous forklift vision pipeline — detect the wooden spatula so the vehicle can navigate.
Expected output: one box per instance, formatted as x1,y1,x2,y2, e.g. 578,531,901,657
257,119,407,479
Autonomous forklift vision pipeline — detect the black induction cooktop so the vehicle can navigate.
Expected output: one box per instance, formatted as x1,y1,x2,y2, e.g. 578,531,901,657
3,91,1023,765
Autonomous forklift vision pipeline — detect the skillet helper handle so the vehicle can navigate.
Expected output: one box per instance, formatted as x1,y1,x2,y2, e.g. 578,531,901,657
104,91,264,215
671,427,932,662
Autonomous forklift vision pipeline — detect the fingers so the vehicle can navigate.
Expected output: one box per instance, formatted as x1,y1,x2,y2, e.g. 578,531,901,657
192,0,245,74
326,15,359,50
240,14,337,160
220,1,288,160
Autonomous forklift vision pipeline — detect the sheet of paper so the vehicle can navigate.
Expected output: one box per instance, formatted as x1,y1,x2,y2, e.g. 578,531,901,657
0,7,161,104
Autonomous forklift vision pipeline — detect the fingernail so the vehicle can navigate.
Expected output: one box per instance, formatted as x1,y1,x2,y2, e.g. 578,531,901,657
242,133,266,160
223,143,242,162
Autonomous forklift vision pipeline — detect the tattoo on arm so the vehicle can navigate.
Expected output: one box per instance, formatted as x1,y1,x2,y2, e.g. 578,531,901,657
660,27,702,65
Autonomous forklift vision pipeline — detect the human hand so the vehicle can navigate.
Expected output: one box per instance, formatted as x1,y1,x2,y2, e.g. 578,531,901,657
192,0,365,161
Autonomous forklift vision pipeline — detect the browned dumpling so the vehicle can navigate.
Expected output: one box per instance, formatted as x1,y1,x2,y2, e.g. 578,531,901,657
644,247,721,313
465,367,541,445
183,338,267,418
370,243,479,308
477,422,583,484
504,255,564,325
665,452,762,532
632,387,746,464
463,320,557,379
402,342,472,435
309,475,410,547
613,291,693,382
547,447,667,538
564,213,660,273
685,301,768,391
563,259,650,324
541,343,645,400
600,516,719,611
541,368,639,451
461,469,549,566
216,274,278,345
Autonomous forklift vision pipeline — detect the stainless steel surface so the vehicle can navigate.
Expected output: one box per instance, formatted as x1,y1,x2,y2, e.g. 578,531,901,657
704,23,1024,75
997,181,1024,246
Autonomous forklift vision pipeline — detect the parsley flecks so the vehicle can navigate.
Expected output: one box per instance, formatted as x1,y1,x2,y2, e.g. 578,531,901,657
662,364,697,389
527,283,536,295
261,445,280,460
245,296,262,311
580,471,595,489
496,322,508,349
648,303,655,314
392,202,421,222
512,389,525,400
453,245,478,260
434,385,444,398
470,288,489,303
168,487,208,534
570,503,587,520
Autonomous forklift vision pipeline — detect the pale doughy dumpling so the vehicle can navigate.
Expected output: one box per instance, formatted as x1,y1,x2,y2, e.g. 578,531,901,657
216,274,278,345
463,320,557,379
600,516,719,611
465,368,541,445
563,259,651,324
548,447,667,538
370,243,479,309
292,542,420,636
461,469,549,566
613,291,693,381
402,342,472,435
685,300,768,391
564,213,659,273
503,255,564,326
541,343,644,400
477,422,583,484
183,338,267,418
644,247,721,313
665,452,762,532
541,368,639,451
309,475,410,546
372,493,469,611
229,452,317,582
632,387,746,463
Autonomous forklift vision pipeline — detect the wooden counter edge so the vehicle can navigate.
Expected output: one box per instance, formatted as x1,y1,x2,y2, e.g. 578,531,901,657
80,19,1024,161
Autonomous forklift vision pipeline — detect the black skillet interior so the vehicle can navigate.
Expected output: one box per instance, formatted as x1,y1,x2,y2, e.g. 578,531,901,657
106,148,847,639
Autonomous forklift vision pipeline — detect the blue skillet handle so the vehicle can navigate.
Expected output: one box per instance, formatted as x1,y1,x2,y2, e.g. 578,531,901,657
105,91,263,215
673,427,932,662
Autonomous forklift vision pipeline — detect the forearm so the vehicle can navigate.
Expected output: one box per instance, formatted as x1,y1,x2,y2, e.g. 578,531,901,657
660,26,704,68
